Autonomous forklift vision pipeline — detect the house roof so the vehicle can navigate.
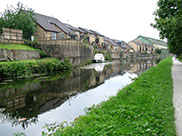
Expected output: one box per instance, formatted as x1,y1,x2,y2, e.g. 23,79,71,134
104,37,118,46
78,27,94,34
89,30,104,37
137,35,167,47
113,39,127,49
133,39,149,47
33,13,74,35
64,23,80,32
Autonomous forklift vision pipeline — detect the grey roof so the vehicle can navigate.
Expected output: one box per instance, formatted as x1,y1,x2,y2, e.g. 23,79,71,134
78,27,94,34
64,23,80,32
104,37,118,46
89,30,104,37
33,13,74,34
113,40,128,49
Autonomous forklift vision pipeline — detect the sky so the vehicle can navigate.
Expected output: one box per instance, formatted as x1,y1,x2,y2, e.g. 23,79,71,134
0,0,160,42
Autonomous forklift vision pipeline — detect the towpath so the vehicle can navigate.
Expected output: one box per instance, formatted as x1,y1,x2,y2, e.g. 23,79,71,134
172,57,182,136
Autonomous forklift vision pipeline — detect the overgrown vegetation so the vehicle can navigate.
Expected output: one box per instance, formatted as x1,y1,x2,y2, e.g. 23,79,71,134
53,57,175,136
0,44,37,50
0,2,36,39
0,58,73,79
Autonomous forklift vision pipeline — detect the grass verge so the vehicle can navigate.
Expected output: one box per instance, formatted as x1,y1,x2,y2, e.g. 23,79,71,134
0,58,72,79
53,57,175,136
0,43,37,50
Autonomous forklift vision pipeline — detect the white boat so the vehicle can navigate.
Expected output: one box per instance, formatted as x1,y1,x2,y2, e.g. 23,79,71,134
93,53,105,63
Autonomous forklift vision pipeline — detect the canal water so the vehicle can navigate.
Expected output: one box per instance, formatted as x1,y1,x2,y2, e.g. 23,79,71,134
0,58,160,136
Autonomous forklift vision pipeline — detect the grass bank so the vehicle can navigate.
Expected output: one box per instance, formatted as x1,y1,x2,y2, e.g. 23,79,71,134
53,57,175,136
0,43,37,50
0,58,72,79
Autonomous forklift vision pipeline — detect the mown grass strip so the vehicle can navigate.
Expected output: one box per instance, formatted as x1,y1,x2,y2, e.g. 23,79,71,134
0,44,37,50
54,57,175,136
0,58,72,79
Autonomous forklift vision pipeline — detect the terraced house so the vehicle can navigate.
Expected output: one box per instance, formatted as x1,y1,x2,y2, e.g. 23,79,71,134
33,13,76,41
78,27,96,44
89,30,104,47
128,37,154,54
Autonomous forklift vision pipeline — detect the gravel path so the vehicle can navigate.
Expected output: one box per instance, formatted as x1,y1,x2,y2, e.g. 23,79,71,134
172,57,182,136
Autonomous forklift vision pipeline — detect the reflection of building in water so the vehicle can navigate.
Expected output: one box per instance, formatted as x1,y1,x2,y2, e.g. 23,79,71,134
0,59,158,128
128,59,156,74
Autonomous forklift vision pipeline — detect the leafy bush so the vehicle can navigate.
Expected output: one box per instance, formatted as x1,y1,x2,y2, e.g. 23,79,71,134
0,58,73,79
39,51,48,58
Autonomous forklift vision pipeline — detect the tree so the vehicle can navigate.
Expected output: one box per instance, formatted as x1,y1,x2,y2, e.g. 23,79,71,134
152,0,182,57
0,2,36,40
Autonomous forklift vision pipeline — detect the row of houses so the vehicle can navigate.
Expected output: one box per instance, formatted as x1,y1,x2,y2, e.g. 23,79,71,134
1,12,167,55
32,13,134,54
32,12,168,55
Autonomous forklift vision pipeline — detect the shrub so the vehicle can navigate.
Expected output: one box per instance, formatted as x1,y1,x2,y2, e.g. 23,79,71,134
0,58,73,80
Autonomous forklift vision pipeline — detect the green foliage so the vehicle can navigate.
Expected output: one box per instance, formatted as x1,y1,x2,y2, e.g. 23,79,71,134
0,43,37,50
39,51,48,58
155,48,162,54
105,51,112,62
0,2,36,40
152,0,182,57
0,58,73,79
53,57,175,136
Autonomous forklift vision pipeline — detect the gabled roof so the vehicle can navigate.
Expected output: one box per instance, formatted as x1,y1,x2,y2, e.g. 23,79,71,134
33,13,74,35
89,30,104,37
104,37,118,46
113,39,127,49
78,27,94,34
64,23,80,32
137,35,167,47
133,39,149,46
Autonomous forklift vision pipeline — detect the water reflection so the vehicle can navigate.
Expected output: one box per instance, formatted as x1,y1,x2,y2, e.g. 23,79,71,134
0,58,159,135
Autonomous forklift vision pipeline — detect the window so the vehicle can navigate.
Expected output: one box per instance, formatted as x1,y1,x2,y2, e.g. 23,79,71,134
60,33,65,40
51,32,56,40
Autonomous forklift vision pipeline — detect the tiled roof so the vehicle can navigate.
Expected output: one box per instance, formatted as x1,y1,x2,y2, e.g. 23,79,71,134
64,23,80,32
78,27,94,34
133,39,149,46
33,13,74,34
137,35,167,47
113,39,127,49
89,30,104,37
104,37,118,46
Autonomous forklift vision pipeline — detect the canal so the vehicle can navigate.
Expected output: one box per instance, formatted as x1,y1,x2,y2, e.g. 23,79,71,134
0,58,160,136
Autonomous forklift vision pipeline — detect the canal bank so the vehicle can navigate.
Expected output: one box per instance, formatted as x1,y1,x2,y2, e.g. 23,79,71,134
53,57,175,136
0,58,159,136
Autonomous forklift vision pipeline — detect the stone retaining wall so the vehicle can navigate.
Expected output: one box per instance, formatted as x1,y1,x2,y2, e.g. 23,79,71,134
0,49,40,61
39,40,94,66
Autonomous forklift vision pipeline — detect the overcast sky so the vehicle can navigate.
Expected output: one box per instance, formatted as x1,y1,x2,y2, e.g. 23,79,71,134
0,0,160,42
